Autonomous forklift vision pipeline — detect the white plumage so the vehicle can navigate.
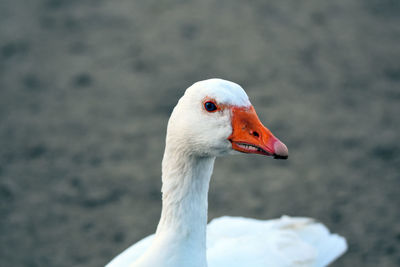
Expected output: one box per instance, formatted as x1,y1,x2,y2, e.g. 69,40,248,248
107,216,347,267
106,79,347,267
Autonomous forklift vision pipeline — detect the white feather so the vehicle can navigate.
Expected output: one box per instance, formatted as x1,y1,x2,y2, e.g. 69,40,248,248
106,79,347,267
107,216,347,267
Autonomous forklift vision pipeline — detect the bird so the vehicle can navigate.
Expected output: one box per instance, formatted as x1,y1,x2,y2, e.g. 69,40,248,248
106,79,347,267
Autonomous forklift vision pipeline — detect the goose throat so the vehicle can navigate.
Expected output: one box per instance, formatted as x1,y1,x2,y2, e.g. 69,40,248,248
157,150,215,237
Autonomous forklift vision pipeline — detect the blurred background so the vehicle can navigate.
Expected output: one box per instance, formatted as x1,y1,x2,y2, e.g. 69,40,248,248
0,0,399,266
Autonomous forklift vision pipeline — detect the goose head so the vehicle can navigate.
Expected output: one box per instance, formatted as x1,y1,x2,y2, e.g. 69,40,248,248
165,78,288,159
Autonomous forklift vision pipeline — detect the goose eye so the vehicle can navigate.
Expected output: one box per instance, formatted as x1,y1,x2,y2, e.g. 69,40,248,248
204,101,218,112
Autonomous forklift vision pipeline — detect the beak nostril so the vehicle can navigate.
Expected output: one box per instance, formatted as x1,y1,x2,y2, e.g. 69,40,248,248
252,131,259,138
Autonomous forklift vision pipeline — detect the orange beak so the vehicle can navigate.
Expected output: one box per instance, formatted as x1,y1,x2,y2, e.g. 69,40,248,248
228,106,288,159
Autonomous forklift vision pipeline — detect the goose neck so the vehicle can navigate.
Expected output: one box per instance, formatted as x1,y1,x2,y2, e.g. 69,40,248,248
154,147,215,266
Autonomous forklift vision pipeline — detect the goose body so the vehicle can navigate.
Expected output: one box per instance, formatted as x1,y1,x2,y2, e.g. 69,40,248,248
107,79,347,267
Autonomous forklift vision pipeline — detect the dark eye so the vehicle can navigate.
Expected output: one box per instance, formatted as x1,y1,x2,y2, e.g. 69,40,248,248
204,101,218,112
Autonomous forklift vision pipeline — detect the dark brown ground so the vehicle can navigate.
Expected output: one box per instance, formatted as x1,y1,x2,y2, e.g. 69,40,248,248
0,0,399,266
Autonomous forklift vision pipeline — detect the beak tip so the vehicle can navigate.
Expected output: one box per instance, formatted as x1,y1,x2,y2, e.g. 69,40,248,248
273,154,288,160
273,141,288,160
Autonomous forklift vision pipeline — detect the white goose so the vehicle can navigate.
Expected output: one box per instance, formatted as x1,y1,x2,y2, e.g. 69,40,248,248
107,79,347,267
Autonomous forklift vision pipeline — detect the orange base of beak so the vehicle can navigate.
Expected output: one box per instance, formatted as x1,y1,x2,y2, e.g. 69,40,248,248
228,106,288,159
